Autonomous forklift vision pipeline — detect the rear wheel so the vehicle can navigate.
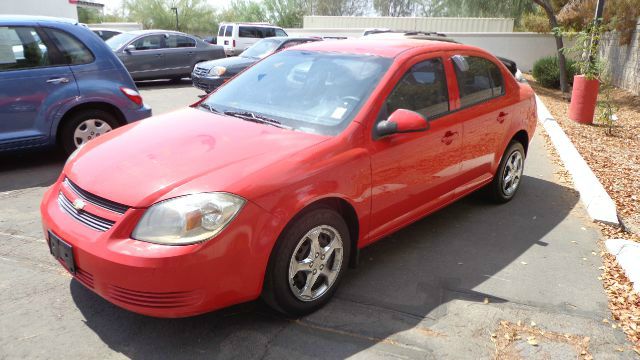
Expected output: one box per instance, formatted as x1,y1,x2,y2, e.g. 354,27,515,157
262,208,350,316
60,109,119,155
487,141,526,203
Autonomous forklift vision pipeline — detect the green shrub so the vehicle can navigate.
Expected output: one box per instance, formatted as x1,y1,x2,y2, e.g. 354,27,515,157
532,56,577,89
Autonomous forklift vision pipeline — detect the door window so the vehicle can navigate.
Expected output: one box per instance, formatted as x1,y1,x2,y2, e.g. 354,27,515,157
224,26,233,37
131,35,163,50
275,29,287,37
218,26,225,37
0,26,51,71
385,58,449,120
452,55,504,108
166,35,196,48
46,28,94,65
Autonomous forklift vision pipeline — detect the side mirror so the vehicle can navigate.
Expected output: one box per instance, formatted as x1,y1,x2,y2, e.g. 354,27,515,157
125,44,136,53
376,109,429,138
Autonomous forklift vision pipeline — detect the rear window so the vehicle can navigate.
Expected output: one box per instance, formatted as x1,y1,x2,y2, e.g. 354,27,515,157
166,35,195,48
218,26,224,37
224,26,232,37
46,28,94,65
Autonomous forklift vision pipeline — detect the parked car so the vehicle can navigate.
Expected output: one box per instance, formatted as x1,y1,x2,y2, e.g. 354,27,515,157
91,28,122,41
105,30,225,81
192,37,320,93
217,22,288,56
0,16,151,154
41,38,537,318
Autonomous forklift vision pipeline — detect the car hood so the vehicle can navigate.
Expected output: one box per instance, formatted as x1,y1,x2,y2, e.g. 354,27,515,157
196,56,257,72
65,107,329,208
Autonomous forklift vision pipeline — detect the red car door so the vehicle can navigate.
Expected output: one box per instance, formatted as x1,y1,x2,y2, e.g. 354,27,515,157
449,53,514,193
366,54,464,244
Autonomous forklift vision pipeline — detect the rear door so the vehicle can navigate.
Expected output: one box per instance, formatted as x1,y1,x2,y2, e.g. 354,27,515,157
449,54,513,193
0,25,77,149
164,34,197,76
120,34,165,79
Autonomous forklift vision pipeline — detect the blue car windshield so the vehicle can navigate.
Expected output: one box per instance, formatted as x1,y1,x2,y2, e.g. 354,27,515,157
203,50,391,136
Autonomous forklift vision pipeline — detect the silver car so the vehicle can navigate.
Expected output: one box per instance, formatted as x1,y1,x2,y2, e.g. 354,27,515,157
106,30,225,81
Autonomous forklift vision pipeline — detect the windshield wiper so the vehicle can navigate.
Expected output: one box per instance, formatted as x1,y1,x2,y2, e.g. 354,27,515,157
223,111,291,130
199,103,221,113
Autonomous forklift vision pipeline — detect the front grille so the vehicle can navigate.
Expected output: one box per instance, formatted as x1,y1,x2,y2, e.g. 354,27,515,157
64,178,129,214
58,192,115,232
107,285,203,309
193,66,208,77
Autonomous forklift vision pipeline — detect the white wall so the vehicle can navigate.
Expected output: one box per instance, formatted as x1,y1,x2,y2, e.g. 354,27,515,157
303,16,514,32
1,0,77,20
286,28,563,72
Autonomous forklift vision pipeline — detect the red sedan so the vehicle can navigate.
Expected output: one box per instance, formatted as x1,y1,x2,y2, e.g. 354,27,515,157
41,39,537,318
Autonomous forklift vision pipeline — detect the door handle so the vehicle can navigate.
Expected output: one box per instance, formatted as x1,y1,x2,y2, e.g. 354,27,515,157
497,111,508,123
46,77,69,84
441,131,458,145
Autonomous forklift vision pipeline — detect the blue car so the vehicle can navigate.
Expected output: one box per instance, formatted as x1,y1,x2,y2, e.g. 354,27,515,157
0,16,151,154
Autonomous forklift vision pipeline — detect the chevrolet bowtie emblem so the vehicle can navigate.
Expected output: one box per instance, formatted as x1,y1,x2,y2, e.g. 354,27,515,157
72,199,86,211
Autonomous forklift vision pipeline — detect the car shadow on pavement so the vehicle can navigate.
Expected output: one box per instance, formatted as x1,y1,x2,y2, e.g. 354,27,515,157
0,149,64,193
70,175,580,359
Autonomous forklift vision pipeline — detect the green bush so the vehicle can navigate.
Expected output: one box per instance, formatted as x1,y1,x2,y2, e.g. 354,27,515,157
532,56,577,89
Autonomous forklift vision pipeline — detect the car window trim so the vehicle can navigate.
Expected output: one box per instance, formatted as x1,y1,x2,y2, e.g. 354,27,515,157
450,53,506,111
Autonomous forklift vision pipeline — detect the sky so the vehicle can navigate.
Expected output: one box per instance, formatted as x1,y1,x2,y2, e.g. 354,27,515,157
100,0,231,13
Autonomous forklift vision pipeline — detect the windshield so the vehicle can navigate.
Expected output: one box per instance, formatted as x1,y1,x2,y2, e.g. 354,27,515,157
203,50,391,136
240,39,280,59
105,33,136,51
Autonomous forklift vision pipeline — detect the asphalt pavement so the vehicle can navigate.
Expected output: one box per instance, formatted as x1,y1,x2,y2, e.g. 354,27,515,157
0,80,633,359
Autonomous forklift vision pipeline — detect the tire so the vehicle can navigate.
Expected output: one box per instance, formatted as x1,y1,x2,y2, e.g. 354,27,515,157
60,109,119,155
262,208,351,317
487,141,526,203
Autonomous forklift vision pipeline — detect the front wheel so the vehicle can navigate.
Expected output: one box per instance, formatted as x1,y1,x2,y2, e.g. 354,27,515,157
262,208,350,316
60,109,119,155
487,141,526,203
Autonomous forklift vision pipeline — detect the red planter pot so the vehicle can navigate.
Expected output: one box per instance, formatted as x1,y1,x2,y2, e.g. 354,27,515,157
568,75,600,124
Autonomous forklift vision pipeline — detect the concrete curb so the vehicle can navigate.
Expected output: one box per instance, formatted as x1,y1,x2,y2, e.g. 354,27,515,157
535,95,619,225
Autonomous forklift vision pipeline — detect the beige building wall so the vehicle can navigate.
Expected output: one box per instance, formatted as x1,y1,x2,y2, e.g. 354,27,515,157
1,0,78,20
303,16,514,33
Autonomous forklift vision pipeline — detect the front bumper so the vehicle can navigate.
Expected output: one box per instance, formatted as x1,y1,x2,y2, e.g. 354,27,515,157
191,74,227,93
40,179,275,318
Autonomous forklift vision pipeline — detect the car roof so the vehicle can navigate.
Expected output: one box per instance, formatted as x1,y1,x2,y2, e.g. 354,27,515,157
0,15,79,25
219,22,282,28
125,29,192,36
291,38,470,58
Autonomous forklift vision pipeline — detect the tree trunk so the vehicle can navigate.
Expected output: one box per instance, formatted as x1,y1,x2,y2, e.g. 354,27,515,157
533,0,570,95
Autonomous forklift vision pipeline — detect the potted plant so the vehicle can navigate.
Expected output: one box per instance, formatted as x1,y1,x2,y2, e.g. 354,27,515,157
567,22,605,124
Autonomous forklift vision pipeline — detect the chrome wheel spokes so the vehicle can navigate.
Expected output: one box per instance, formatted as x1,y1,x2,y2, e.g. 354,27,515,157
288,225,344,302
502,150,523,196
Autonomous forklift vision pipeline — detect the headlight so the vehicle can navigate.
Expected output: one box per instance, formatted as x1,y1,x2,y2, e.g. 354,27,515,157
209,66,226,76
132,192,245,245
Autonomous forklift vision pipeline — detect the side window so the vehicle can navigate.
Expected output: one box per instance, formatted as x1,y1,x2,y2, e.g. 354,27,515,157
218,26,225,37
239,26,260,38
166,35,195,48
264,28,276,38
0,26,51,71
385,58,449,120
224,25,232,37
131,35,163,50
275,29,287,37
46,28,94,65
281,40,304,49
453,55,504,108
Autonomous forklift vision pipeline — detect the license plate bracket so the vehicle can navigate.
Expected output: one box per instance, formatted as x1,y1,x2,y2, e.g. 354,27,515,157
48,231,76,274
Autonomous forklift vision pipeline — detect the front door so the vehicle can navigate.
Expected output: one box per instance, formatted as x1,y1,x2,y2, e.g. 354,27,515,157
120,34,165,80
367,56,463,243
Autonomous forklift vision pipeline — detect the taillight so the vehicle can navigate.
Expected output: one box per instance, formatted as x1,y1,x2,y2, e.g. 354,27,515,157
120,87,143,106
233,39,236,48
